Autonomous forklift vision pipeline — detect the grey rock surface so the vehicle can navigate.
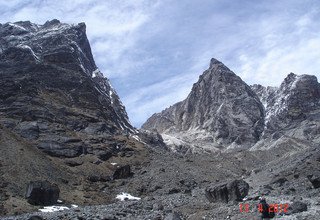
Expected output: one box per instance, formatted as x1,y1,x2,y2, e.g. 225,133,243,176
143,59,320,153
205,179,249,203
142,58,264,152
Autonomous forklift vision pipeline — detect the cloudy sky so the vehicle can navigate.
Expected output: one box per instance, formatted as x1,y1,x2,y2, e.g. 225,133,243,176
1,0,320,127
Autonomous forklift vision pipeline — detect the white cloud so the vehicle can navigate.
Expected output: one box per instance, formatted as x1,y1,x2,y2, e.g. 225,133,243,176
236,10,320,87
1,0,320,127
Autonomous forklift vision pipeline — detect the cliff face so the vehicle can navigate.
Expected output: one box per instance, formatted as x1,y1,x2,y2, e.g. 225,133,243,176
143,59,320,152
0,20,151,216
142,58,265,152
0,20,136,158
251,73,320,150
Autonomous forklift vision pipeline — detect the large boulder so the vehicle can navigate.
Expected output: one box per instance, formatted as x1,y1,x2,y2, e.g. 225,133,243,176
16,121,39,140
205,179,249,203
308,174,320,189
164,212,182,220
25,181,60,206
286,201,308,215
112,165,131,180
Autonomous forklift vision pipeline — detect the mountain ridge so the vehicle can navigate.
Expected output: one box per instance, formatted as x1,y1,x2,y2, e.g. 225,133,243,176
142,58,320,153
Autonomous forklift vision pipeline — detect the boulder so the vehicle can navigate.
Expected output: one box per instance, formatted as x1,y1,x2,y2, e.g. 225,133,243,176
205,179,249,203
164,212,182,220
112,165,131,180
286,201,308,215
38,141,84,158
26,181,60,206
28,216,44,220
16,121,39,140
308,174,320,188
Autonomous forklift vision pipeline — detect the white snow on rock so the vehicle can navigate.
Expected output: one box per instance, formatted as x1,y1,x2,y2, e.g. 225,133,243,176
116,192,141,201
92,68,102,78
130,135,141,142
71,204,78,208
111,162,117,166
39,206,69,212
8,23,27,31
17,44,40,61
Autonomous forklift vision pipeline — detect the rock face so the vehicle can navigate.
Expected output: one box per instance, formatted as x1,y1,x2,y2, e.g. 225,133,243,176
142,58,264,152
0,20,135,158
112,165,131,180
25,181,59,206
143,58,320,152
286,201,308,215
205,179,249,203
251,73,320,150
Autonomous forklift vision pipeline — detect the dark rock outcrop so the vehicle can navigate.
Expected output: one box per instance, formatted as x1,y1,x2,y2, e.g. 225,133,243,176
286,201,308,215
138,129,168,150
308,173,320,188
205,179,249,203
25,181,60,206
112,165,131,180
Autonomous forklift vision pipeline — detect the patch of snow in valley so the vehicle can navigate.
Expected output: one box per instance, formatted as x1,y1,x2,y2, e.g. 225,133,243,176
111,162,117,166
39,206,69,212
116,193,141,201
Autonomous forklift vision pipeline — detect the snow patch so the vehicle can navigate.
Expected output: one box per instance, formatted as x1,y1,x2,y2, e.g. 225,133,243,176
39,206,69,212
17,44,40,61
291,75,302,89
8,23,27,31
71,204,78,208
111,162,117,166
131,135,141,142
92,69,102,78
116,193,141,201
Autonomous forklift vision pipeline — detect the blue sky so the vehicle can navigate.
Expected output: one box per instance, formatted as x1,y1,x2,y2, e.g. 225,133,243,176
1,0,320,127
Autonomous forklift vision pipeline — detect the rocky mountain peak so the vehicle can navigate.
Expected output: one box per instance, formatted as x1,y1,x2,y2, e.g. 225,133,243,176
0,20,96,76
0,20,136,158
142,58,264,152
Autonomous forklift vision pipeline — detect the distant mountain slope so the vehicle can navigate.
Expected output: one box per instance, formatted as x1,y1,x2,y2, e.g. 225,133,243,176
143,58,320,152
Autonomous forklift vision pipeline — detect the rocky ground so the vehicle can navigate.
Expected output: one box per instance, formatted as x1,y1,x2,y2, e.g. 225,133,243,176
1,142,320,219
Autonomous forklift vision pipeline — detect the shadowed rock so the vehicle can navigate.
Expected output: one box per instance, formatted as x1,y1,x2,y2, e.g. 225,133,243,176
205,179,249,203
26,181,60,206
112,165,131,180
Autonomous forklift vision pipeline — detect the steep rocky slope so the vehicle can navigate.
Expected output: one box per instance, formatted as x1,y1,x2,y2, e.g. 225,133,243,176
0,20,151,216
143,59,320,153
251,73,320,150
142,58,265,152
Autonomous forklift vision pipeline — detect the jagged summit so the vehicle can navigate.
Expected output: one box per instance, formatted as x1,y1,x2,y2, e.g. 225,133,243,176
142,58,264,152
0,20,136,158
143,58,320,153
0,19,97,76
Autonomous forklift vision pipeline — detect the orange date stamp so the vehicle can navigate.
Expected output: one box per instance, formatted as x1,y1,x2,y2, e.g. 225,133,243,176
239,203,289,213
